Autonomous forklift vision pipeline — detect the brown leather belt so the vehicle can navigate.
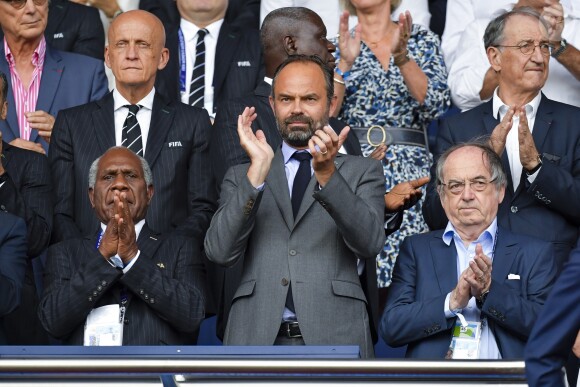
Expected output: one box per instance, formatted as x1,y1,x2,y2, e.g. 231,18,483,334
279,321,302,338
351,126,428,148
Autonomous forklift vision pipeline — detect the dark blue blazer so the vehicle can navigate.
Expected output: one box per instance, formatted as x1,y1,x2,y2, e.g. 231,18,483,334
0,44,108,153
381,226,558,359
0,212,27,343
423,96,580,270
525,240,580,386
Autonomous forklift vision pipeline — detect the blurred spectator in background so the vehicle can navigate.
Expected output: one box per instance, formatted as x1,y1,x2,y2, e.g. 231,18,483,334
332,0,449,295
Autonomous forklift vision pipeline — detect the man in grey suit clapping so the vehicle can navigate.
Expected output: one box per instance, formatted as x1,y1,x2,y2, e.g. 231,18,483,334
204,55,385,358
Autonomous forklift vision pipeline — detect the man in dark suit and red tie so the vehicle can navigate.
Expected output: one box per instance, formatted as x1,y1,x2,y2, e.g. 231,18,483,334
39,147,206,345
49,10,216,247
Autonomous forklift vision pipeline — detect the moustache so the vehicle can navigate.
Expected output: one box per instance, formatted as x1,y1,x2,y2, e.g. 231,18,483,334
284,115,313,126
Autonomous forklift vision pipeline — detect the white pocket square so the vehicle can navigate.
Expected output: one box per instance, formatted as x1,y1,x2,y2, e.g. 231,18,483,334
508,273,520,280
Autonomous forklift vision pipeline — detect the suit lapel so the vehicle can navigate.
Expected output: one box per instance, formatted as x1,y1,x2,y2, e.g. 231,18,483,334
266,150,293,230
430,234,458,295
0,47,21,141
483,103,515,195
92,93,116,154
213,22,237,104
33,47,64,142
490,228,517,284
531,95,553,153
145,93,174,168
136,224,162,258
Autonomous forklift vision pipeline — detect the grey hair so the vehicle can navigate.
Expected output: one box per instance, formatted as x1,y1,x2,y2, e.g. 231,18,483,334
271,54,334,107
435,140,507,197
0,71,7,103
339,0,402,16
88,146,153,189
484,7,549,49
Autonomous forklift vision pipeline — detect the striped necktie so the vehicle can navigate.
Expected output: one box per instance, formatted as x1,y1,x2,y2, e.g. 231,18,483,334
121,104,143,156
188,28,208,108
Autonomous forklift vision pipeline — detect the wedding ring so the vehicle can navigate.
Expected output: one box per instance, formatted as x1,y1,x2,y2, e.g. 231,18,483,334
321,150,328,155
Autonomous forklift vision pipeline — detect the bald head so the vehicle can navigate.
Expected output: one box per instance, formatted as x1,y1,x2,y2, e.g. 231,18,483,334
105,10,169,103
109,10,166,48
260,7,335,77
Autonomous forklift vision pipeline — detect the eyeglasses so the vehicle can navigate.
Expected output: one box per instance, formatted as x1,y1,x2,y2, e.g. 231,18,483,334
2,0,47,9
439,178,497,195
495,41,553,56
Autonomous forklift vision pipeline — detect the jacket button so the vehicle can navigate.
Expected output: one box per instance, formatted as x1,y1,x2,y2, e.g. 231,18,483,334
289,250,297,256
510,206,518,213
281,278,289,286
88,297,93,302
0,205,5,211
93,291,98,296
101,280,107,286
97,286,102,291
150,298,155,304
139,289,144,295
124,319,129,324
144,294,149,300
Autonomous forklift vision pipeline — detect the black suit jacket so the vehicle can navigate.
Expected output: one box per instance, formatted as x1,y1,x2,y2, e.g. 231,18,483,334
0,213,27,324
49,92,217,247
423,96,580,269
39,224,206,345
210,81,381,342
155,21,263,114
0,142,52,258
140,0,260,31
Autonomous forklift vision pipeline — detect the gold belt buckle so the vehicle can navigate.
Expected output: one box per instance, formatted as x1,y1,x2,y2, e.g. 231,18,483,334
366,125,386,147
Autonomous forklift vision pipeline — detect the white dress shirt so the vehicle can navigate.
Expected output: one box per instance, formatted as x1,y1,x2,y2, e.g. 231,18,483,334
442,218,502,359
448,1,580,110
113,88,154,156
493,90,542,191
179,18,224,116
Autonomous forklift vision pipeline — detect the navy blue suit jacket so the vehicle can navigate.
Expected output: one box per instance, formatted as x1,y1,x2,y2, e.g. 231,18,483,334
0,44,108,153
381,226,557,359
0,212,27,344
525,239,580,386
423,96,580,269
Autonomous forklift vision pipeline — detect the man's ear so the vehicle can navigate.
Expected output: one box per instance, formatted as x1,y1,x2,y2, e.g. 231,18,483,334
89,188,96,209
105,46,112,70
269,95,275,112
283,35,298,55
157,48,170,71
147,185,154,204
487,46,502,72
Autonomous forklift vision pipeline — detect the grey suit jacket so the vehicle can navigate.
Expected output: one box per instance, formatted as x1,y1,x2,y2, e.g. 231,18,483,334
205,150,386,358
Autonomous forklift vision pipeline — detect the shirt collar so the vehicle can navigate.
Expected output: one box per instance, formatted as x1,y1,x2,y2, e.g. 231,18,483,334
492,88,542,121
180,17,224,41
281,141,312,164
442,218,498,249
100,218,146,240
264,77,273,85
113,87,155,112
4,36,47,67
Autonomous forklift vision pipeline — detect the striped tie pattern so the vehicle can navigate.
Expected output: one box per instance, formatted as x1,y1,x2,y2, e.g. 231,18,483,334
188,29,208,108
122,104,143,156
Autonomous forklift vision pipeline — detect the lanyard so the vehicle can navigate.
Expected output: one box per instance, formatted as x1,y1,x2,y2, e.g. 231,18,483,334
178,28,187,93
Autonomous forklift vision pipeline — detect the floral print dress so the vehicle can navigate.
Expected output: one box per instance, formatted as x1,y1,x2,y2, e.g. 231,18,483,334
332,24,450,287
